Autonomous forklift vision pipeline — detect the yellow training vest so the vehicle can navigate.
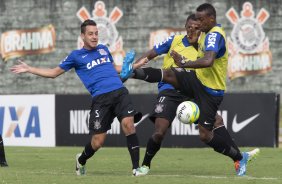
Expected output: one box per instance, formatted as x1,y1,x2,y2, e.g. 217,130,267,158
161,35,198,69
196,26,228,90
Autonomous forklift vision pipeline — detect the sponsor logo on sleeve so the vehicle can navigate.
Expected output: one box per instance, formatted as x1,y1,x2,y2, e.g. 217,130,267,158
207,33,217,48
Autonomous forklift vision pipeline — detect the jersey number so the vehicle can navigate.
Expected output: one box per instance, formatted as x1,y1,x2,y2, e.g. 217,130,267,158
159,96,166,103
95,110,100,117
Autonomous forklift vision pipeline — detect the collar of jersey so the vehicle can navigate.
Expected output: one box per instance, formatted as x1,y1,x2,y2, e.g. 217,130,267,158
182,36,190,47
81,46,99,52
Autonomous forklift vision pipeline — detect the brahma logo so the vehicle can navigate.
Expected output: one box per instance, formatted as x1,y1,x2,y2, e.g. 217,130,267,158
0,25,56,61
76,1,125,65
0,106,41,137
226,2,272,79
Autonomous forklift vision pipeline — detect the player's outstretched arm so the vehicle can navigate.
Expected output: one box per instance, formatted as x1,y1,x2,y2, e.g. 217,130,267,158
171,50,216,69
10,59,65,78
134,49,158,69
119,48,158,72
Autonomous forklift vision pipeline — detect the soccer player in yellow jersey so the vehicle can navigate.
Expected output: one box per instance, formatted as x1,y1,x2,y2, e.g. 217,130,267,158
132,14,200,175
123,3,259,176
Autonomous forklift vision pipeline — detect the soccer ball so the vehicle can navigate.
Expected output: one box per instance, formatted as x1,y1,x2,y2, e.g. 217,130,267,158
176,101,200,124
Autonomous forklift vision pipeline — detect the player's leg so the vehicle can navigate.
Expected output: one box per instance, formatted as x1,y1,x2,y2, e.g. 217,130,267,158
76,133,107,175
120,116,140,174
132,67,181,89
141,90,186,171
199,124,242,161
0,135,8,167
197,96,243,161
76,93,114,175
213,114,260,176
198,116,249,176
171,70,248,175
115,88,141,176
197,95,258,176
213,114,241,153
141,117,169,170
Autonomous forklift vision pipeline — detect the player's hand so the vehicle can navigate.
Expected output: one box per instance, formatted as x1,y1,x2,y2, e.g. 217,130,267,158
135,57,149,68
10,59,30,74
170,50,184,67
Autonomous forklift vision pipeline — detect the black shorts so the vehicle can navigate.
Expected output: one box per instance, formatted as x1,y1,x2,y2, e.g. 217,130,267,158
172,68,223,130
89,87,141,134
149,89,190,124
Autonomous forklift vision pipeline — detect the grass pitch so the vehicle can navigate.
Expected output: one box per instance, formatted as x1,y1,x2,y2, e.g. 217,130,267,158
0,147,281,184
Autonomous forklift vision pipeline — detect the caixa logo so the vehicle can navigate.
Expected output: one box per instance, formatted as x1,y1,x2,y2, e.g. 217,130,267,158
0,106,41,137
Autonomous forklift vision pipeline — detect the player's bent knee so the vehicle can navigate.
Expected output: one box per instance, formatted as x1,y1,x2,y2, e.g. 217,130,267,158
162,69,179,88
91,139,103,150
199,133,210,143
91,133,106,150
163,69,175,80
121,117,136,135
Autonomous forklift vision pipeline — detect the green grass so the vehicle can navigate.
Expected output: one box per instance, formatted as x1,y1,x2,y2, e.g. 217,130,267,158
0,147,282,184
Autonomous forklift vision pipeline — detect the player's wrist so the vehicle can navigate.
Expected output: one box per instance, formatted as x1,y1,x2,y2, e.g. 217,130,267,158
180,56,186,65
144,57,149,62
180,56,190,67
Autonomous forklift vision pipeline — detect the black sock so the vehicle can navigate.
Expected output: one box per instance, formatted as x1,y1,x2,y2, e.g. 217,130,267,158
213,126,242,161
207,133,242,161
142,137,161,168
78,142,96,165
0,135,7,163
126,133,140,169
133,67,162,83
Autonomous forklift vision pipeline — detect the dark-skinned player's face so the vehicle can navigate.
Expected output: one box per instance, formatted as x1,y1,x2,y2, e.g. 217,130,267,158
195,10,214,33
185,19,201,44
81,25,99,50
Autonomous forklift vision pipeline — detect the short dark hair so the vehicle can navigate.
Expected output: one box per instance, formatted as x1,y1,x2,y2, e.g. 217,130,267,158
81,19,97,33
186,14,196,22
196,3,216,18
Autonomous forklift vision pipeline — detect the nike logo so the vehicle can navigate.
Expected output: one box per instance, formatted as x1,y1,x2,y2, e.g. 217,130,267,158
82,54,88,58
128,110,134,113
134,113,150,127
131,146,139,149
204,122,211,125
232,114,260,133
